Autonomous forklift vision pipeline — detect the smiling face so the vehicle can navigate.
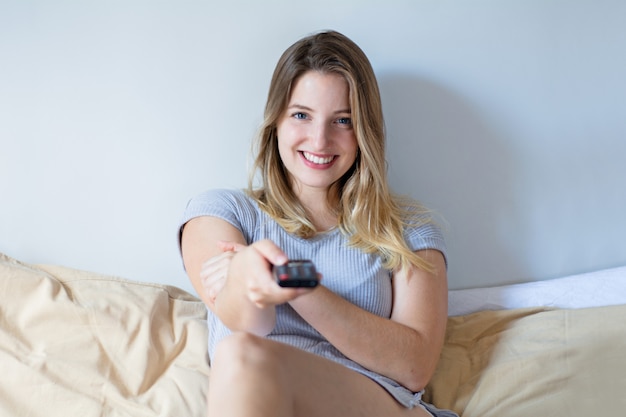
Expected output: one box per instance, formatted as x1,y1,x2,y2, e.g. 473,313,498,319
276,71,358,200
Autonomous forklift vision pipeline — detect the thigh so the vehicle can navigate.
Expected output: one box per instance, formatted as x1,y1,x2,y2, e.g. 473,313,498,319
214,333,431,417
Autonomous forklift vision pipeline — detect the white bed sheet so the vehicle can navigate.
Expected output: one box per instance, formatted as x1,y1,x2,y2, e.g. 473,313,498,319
448,265,626,316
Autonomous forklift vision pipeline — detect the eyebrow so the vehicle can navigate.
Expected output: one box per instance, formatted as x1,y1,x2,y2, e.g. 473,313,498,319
288,103,351,114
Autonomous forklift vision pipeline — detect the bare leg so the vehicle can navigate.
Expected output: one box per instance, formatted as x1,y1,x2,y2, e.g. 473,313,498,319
207,332,432,417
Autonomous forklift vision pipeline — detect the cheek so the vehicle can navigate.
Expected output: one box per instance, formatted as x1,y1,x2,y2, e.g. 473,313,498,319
275,124,288,153
344,135,359,162
276,134,297,167
276,122,299,146
277,125,309,161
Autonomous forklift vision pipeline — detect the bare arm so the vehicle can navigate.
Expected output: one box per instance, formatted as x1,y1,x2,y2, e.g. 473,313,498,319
180,216,246,306
288,249,448,392
180,216,315,336
180,216,273,335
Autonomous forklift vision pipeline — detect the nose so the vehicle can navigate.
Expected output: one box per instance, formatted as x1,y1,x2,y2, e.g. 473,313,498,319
310,121,330,150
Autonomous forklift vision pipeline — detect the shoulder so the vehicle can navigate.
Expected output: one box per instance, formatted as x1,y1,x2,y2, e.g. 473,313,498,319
185,188,254,210
180,188,261,229
397,196,448,260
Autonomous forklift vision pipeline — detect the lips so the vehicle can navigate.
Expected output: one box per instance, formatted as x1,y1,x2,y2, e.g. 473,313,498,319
302,151,335,165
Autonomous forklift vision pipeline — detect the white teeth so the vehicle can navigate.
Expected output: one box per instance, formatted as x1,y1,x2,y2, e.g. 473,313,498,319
303,152,334,165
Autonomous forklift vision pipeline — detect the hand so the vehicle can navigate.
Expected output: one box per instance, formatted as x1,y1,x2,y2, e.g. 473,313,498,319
200,241,245,308
228,240,316,309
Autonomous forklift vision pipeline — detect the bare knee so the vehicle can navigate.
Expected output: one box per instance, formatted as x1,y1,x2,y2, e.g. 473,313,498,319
210,333,290,404
212,332,281,377
208,333,292,416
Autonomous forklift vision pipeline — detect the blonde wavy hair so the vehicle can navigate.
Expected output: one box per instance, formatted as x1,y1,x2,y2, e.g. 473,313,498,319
248,30,433,272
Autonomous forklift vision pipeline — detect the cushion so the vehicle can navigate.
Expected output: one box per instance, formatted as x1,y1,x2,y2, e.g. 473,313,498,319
5,250,625,416
0,253,210,417
425,305,626,416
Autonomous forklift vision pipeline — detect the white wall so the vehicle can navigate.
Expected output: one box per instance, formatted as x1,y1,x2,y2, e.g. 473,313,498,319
1,0,625,294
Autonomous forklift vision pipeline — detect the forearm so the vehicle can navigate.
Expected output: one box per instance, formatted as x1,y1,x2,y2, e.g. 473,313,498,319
182,216,273,333
210,240,307,336
214,280,277,336
289,286,435,392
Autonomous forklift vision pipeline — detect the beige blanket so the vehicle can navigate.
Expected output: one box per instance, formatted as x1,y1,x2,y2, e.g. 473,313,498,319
0,253,210,416
2,252,625,416
426,305,626,416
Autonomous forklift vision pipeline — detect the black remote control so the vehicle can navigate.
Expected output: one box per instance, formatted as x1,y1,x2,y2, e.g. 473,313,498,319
273,260,319,288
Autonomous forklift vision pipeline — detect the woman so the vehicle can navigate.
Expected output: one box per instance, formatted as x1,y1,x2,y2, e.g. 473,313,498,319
179,30,457,417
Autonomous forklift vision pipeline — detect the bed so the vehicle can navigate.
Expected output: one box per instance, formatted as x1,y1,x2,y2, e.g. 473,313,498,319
2,251,625,416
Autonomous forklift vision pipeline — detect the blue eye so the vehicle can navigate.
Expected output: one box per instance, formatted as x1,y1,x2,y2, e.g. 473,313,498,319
337,117,352,125
293,112,307,120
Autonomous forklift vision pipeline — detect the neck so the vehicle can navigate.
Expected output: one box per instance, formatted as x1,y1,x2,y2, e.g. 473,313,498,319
296,189,339,233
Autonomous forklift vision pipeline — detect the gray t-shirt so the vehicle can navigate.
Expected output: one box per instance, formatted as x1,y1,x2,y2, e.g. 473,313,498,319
179,188,455,414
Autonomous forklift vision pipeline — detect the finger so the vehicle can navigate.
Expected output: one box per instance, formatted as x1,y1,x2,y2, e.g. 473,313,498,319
250,239,288,266
201,250,234,269
248,274,317,308
250,287,301,309
217,240,247,253
208,279,226,300
200,252,234,278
